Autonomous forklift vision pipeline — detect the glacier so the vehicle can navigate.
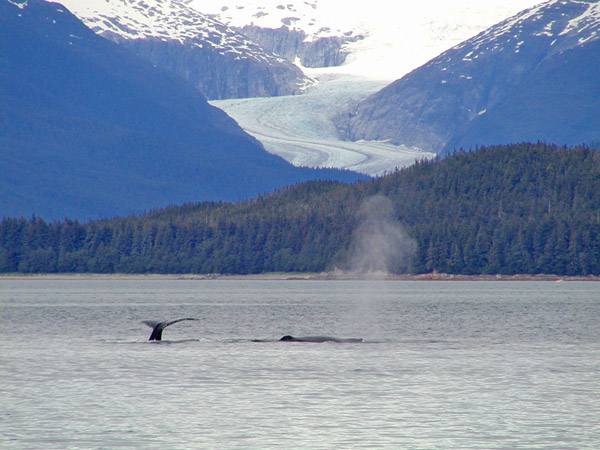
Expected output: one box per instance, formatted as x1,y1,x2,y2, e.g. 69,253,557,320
55,0,543,175
206,0,542,174
212,75,435,176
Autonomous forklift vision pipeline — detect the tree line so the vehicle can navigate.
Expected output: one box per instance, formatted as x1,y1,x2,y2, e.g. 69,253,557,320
2,143,599,275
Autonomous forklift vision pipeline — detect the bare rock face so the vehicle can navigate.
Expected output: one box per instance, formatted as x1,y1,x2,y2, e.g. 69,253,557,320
237,25,305,62
111,35,307,100
300,35,351,68
237,25,360,68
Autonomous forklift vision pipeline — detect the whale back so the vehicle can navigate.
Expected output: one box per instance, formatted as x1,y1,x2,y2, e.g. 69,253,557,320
279,335,363,343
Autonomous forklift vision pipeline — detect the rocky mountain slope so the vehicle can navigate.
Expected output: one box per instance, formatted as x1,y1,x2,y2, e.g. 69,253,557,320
234,25,360,69
341,0,600,153
199,0,539,80
195,0,363,69
0,0,364,220
443,36,600,153
58,0,309,99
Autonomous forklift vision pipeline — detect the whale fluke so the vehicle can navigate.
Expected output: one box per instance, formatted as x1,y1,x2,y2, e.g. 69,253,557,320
279,335,363,343
141,318,199,341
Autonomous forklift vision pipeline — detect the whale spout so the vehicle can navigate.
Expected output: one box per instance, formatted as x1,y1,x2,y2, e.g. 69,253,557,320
141,318,198,341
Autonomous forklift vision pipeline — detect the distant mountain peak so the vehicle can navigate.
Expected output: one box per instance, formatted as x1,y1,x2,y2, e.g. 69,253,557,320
55,0,311,99
191,0,543,79
58,0,287,64
192,0,358,42
342,0,600,153
450,0,600,61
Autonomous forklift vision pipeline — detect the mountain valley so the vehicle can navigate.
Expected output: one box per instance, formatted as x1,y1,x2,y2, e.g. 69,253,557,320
2,0,599,221
0,0,364,220
49,0,544,173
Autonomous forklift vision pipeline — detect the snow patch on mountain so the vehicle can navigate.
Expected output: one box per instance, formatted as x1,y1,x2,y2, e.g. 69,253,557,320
341,0,600,154
7,0,27,9
192,0,355,42
58,0,287,64
453,0,600,59
560,0,600,40
195,0,542,80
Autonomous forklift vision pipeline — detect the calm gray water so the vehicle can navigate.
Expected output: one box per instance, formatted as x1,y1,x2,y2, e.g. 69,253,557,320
1,280,599,449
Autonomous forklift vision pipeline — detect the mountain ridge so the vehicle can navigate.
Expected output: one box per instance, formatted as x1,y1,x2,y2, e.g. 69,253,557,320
0,0,365,220
58,0,310,99
443,36,600,152
341,0,600,153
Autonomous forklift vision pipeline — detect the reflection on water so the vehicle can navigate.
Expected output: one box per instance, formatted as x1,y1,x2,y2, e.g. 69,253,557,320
2,280,599,449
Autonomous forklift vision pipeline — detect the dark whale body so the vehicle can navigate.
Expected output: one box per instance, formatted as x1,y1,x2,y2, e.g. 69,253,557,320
279,335,363,343
141,318,198,341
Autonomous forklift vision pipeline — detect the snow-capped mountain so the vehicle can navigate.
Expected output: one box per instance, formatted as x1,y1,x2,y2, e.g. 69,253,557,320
196,0,542,80
342,0,600,153
58,0,542,94
43,0,548,174
444,36,600,153
202,0,542,174
1,0,364,220
193,0,363,69
195,0,356,40
58,0,309,99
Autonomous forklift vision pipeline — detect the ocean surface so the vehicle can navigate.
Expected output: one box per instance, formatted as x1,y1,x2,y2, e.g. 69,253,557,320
2,279,599,449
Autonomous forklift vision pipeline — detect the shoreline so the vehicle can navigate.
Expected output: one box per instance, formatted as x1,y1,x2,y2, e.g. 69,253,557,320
1,272,598,282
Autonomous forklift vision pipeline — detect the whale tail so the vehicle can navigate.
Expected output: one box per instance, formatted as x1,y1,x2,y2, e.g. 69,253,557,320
141,318,198,341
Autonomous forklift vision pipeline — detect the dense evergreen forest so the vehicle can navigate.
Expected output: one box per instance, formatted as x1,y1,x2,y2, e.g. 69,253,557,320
2,143,599,275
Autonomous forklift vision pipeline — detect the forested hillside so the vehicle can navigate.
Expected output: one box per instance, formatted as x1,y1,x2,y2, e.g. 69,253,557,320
2,143,599,275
